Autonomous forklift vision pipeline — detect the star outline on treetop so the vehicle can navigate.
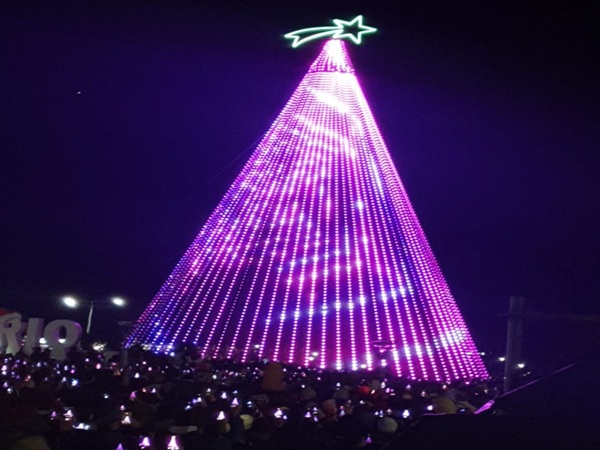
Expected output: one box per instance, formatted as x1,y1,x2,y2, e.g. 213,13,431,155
332,15,377,45
285,15,377,48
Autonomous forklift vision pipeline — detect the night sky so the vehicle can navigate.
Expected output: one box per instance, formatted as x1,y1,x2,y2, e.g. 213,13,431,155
1,1,598,366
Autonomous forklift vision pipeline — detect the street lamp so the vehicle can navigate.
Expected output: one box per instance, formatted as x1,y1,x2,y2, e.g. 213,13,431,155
61,295,127,334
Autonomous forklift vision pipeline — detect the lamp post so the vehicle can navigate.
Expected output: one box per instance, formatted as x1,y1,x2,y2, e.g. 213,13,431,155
62,296,126,334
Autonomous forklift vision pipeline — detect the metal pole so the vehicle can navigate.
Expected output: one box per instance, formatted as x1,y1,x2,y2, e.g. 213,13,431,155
86,301,95,334
503,296,525,393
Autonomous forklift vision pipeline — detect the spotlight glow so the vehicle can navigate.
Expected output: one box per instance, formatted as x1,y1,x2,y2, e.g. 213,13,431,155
112,297,126,307
126,39,488,380
62,296,79,308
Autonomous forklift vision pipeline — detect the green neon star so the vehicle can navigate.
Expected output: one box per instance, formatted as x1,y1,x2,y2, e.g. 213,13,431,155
331,15,377,45
285,15,377,48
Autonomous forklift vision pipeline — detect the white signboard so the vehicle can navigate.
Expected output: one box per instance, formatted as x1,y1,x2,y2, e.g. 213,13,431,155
0,313,82,360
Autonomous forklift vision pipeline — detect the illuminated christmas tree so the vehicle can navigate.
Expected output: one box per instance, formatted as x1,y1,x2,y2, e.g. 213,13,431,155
128,17,488,380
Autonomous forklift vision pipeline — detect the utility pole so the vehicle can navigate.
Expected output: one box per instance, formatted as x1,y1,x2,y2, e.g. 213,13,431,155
503,296,525,392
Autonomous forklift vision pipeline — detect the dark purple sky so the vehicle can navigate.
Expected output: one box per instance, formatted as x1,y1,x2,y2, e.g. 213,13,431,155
1,1,598,362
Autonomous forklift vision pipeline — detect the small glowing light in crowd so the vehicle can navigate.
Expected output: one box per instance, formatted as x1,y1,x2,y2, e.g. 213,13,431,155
92,342,106,352
517,363,526,369
231,397,239,407
402,410,411,419
217,411,226,421
139,436,151,449
365,435,372,444
39,337,47,345
274,408,284,419
167,435,181,450
221,391,228,399
426,405,433,411
71,379,79,387
134,372,140,379
64,410,74,421
115,444,124,450
121,413,132,425
498,357,506,362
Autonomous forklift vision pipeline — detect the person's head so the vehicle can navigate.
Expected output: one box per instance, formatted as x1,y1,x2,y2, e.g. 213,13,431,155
376,417,398,435
299,387,316,402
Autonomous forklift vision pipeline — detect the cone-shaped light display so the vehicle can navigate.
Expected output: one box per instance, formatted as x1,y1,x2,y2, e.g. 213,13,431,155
127,40,488,380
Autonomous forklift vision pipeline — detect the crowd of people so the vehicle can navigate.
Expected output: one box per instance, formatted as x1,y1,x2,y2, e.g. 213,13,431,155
0,344,499,450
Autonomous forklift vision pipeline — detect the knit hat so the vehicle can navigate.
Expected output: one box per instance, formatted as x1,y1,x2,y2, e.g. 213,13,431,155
240,414,254,430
